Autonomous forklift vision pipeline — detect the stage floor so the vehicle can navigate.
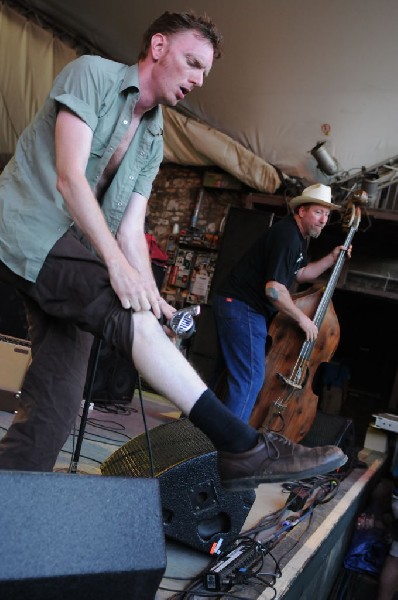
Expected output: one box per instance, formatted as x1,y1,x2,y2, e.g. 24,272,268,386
0,392,388,599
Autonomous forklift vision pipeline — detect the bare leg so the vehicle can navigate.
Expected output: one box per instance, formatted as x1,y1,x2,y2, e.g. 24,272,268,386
131,311,206,414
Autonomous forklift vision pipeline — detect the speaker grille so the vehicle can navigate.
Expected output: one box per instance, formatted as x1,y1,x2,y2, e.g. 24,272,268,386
101,418,214,478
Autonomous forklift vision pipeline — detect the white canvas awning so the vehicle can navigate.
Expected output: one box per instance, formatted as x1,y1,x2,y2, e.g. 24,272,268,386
163,107,281,192
2,0,398,187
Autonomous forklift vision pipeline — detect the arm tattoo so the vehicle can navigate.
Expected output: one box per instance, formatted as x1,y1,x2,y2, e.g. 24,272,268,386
266,286,279,301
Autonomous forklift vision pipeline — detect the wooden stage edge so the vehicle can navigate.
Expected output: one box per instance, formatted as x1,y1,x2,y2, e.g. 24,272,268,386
159,448,387,600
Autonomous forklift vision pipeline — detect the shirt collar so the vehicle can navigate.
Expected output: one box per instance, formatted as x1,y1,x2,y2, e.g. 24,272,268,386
121,63,140,92
121,63,163,135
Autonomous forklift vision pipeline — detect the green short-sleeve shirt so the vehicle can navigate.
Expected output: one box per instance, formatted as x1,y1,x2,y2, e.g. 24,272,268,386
0,55,163,281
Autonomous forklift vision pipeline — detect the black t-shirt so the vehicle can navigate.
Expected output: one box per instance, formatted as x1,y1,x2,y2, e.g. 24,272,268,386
216,215,308,319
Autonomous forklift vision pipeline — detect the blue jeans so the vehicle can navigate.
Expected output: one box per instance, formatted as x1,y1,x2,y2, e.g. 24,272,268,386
213,295,267,423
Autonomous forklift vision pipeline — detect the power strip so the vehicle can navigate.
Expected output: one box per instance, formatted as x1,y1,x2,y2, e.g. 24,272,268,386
373,413,398,434
203,542,262,592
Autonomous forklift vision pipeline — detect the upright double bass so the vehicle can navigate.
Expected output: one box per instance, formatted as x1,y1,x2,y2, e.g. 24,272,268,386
249,191,366,442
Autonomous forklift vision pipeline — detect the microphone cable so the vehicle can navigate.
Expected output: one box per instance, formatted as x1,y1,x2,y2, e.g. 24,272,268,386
136,371,155,478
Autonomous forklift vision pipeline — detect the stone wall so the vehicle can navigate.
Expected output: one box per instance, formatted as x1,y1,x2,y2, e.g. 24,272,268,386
147,163,246,251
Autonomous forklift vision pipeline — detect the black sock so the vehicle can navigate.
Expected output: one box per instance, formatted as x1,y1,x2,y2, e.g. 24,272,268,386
188,389,259,453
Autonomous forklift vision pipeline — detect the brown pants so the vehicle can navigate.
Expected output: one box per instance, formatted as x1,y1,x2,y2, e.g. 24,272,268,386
0,228,134,471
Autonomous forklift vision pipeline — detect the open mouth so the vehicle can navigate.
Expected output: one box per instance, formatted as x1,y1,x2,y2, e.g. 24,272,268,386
180,86,189,96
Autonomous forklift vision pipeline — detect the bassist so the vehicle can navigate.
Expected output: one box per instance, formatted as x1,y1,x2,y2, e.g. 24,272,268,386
212,183,351,423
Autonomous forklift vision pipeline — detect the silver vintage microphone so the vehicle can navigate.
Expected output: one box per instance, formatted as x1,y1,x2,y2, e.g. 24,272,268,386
167,305,201,339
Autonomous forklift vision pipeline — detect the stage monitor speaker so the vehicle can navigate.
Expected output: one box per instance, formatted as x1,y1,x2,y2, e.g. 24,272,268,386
301,410,357,467
0,471,166,600
101,418,256,554
0,334,31,413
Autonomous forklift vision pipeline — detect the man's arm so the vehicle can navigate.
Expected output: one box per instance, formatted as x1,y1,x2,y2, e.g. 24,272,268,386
117,193,175,320
266,245,351,341
296,245,350,283
54,107,161,317
265,281,318,342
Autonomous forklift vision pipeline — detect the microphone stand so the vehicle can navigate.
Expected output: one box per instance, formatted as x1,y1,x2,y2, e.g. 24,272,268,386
69,337,102,474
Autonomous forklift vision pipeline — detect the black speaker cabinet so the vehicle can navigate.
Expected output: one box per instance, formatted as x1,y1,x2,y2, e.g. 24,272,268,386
101,418,256,553
86,340,138,405
187,304,221,385
210,206,274,300
0,471,166,600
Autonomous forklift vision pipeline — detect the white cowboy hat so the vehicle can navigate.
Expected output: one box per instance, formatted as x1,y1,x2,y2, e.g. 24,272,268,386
289,183,340,211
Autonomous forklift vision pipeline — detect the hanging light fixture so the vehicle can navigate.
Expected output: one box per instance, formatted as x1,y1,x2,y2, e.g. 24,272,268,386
310,141,339,176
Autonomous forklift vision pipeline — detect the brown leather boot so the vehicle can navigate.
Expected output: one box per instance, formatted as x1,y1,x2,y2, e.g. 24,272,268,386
218,431,347,490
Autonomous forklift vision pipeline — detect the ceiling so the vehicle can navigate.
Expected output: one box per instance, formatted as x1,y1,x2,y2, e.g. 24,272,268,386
4,0,398,183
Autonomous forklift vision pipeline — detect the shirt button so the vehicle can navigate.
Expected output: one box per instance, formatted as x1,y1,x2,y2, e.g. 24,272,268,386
123,120,128,125
129,175,134,180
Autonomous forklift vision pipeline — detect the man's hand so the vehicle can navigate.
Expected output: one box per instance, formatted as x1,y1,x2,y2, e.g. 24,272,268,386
158,297,176,321
266,280,318,342
297,244,353,283
108,258,177,327
296,312,319,342
107,256,162,317
157,299,177,338
331,244,352,262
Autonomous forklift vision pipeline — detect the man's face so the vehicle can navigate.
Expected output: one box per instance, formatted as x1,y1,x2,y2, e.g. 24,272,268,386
152,30,214,106
299,204,330,238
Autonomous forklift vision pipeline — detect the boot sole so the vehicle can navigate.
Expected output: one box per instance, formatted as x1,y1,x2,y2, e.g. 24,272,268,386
221,454,348,491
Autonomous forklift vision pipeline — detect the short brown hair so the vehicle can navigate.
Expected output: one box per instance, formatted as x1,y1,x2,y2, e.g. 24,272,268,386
138,11,223,61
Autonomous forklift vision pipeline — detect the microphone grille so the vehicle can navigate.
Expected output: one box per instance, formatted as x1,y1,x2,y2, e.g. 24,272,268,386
169,312,195,338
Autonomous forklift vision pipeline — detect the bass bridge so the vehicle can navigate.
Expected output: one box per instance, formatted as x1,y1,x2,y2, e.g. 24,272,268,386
277,372,304,390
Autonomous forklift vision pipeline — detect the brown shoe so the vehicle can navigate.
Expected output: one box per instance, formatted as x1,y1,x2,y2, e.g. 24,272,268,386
218,432,347,490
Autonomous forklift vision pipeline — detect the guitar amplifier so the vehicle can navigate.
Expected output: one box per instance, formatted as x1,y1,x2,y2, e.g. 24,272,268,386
0,334,31,413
